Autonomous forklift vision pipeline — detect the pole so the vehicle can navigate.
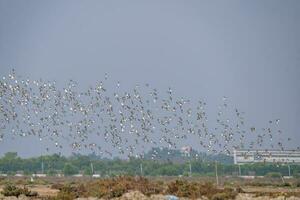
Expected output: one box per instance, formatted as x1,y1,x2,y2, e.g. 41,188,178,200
90,162,94,175
189,161,192,177
40,142,44,174
41,160,44,174
238,164,241,176
140,163,143,176
280,174,285,184
288,165,291,177
215,161,219,186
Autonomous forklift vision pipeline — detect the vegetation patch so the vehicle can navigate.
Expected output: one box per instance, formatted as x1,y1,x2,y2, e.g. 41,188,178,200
1,183,38,197
254,191,300,198
165,180,237,199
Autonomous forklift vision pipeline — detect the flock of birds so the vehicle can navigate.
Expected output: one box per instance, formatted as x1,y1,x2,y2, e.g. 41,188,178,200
0,70,295,159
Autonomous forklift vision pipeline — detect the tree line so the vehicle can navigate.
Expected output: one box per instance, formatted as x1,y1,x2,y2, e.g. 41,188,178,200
0,149,299,177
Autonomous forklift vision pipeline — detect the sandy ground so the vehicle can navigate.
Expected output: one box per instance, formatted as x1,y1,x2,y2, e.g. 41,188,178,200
27,185,59,197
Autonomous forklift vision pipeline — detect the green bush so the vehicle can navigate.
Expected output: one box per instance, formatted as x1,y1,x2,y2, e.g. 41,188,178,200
293,172,300,178
63,163,79,176
265,172,282,178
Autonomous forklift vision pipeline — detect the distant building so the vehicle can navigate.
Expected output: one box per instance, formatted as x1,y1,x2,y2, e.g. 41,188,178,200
72,170,84,177
55,170,64,177
92,174,101,178
15,171,24,177
233,149,300,164
15,173,24,177
55,173,64,177
180,146,192,156
32,173,47,178
73,174,83,177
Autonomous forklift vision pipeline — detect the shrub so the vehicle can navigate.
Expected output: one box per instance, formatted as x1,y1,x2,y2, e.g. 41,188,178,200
55,190,75,200
85,176,163,198
51,183,64,190
281,182,291,187
50,177,239,200
165,180,238,199
1,184,37,197
52,184,87,200
265,172,282,178
293,173,300,178
211,192,237,200
1,184,22,197
235,186,245,193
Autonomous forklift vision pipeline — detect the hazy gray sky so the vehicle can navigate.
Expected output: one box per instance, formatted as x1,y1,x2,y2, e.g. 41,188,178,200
0,0,299,157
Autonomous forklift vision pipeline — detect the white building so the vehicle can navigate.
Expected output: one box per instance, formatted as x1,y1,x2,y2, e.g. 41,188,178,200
92,174,101,178
180,146,192,157
15,173,24,177
32,173,47,177
72,174,83,177
233,149,300,164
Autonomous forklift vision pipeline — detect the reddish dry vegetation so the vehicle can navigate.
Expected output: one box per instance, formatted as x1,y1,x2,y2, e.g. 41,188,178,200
50,176,238,199
1,184,38,197
166,180,238,199
51,176,164,199
2,177,300,199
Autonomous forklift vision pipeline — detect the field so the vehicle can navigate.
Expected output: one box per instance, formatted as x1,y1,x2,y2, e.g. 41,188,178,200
0,176,300,200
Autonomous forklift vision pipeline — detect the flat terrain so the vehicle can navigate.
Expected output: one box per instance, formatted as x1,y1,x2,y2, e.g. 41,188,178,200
0,176,300,199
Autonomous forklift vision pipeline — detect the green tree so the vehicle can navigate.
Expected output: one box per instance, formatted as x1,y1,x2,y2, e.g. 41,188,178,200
3,152,18,160
83,166,93,176
63,163,78,176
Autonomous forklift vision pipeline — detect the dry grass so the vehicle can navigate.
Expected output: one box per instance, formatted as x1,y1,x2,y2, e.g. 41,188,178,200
1,183,38,197
1,176,300,199
48,176,238,199
166,179,237,199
